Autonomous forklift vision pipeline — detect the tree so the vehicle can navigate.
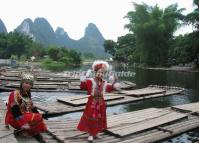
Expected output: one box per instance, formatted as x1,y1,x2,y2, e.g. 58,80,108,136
185,0,199,67
7,31,33,58
169,35,192,65
104,40,117,56
83,52,94,59
69,49,82,65
186,0,199,29
29,43,46,58
0,31,35,59
114,34,136,63
104,34,136,63
0,33,8,58
125,3,185,66
47,46,62,61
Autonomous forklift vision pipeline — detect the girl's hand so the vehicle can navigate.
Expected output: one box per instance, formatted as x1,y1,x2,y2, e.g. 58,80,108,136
80,75,87,82
21,123,30,129
86,69,92,78
113,82,121,91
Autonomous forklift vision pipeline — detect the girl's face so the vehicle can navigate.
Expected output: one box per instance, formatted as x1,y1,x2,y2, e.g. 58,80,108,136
95,68,104,79
22,80,33,91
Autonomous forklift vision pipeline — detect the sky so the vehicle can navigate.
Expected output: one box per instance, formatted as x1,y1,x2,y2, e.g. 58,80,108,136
0,0,195,41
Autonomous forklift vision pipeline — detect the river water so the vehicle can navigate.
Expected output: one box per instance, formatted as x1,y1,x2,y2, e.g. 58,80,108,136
1,66,199,142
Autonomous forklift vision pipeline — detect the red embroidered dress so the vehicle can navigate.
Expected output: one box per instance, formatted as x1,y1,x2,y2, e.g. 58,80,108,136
77,78,114,136
5,90,47,136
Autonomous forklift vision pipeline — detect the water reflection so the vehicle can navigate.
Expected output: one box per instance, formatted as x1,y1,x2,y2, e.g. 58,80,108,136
134,68,199,90
123,68,199,111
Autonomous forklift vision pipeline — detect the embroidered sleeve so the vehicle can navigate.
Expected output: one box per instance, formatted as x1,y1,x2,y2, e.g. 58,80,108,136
80,81,87,90
106,82,121,92
80,79,92,95
106,83,114,93
6,91,22,120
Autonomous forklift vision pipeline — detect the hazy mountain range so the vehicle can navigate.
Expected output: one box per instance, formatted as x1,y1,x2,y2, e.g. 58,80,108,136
0,18,106,56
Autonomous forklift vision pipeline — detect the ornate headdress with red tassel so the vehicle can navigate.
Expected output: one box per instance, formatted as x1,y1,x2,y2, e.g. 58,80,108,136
92,60,109,72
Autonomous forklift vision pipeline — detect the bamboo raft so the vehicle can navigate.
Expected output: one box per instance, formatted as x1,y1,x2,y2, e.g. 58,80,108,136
1,100,199,142
0,99,26,143
0,81,135,93
36,85,184,116
0,76,136,93
0,68,136,92
0,75,80,82
44,102,199,143
0,99,18,142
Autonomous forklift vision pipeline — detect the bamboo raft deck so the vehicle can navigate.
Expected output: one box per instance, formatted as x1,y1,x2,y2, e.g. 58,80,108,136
0,78,135,93
172,102,199,113
1,100,199,142
0,86,87,93
44,102,199,143
0,99,18,143
0,76,80,82
0,68,136,92
36,85,184,116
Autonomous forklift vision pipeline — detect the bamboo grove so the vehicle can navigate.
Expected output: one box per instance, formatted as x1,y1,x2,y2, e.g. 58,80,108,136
104,0,199,67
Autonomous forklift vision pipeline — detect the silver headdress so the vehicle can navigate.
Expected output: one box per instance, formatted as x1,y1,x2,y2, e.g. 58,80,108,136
19,72,35,84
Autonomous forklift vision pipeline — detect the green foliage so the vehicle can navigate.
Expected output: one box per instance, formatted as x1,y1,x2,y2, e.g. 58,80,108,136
29,43,47,58
19,55,27,62
186,0,199,29
0,31,34,58
169,31,199,67
124,3,184,66
104,40,117,56
68,49,82,65
0,33,7,58
10,55,18,60
104,34,136,63
41,58,65,71
83,52,95,59
103,2,199,68
186,32,199,66
183,0,199,67
7,31,33,58
0,31,82,69
115,34,136,63
46,46,82,67
47,45,62,61
169,35,191,64
42,58,52,64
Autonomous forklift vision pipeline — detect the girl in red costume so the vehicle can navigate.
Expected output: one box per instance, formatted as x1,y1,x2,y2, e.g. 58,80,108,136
5,72,47,142
77,60,120,142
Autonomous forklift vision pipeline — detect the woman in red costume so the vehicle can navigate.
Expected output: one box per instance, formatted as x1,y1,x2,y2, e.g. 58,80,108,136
5,72,47,142
77,60,120,142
